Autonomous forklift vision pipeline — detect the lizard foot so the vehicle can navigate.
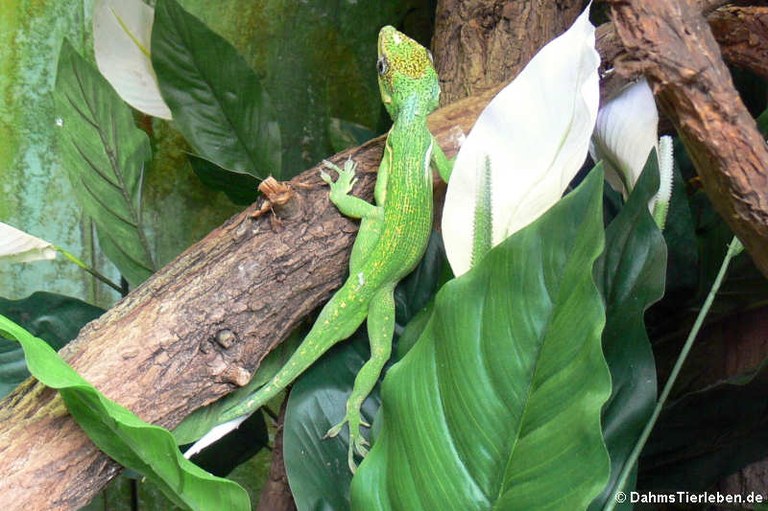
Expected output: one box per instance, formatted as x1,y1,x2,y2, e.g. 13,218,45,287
320,158,358,196
325,412,371,472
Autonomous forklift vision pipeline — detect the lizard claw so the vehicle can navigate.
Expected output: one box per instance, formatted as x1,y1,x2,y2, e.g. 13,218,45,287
324,421,345,439
325,410,370,472
321,158,358,196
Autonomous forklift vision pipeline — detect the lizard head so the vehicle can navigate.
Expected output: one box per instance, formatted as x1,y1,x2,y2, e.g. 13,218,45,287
377,26,440,119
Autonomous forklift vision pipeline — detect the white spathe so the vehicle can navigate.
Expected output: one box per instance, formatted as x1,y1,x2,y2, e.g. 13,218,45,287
0,223,57,263
442,7,600,276
591,78,658,197
93,0,173,119
183,416,247,459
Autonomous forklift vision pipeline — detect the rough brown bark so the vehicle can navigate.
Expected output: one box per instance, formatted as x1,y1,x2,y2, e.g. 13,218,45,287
432,0,583,104
2,2,768,509
600,5,768,102
608,0,768,279
710,5,768,79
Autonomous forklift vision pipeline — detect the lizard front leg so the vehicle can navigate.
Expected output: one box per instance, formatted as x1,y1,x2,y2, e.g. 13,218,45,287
326,283,396,472
321,159,379,219
431,136,454,182
321,159,383,268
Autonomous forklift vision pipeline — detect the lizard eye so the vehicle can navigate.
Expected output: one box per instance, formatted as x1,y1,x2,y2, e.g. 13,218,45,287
377,56,388,75
426,50,434,64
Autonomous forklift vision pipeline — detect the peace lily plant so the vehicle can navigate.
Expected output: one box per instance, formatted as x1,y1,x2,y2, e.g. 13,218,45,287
442,21,675,277
0,1,748,510
590,78,674,229
442,7,600,275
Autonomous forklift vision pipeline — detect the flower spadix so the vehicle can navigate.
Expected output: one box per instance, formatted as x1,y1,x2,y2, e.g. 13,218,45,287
442,7,600,276
93,0,172,119
590,78,658,197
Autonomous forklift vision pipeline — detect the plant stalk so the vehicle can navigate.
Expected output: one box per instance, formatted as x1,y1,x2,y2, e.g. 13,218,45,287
603,237,743,511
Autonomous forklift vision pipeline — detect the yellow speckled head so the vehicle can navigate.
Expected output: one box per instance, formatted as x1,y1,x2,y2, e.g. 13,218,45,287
377,26,440,119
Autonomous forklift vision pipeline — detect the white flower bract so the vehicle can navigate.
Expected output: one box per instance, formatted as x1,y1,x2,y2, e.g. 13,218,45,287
590,78,658,197
93,0,173,119
442,7,600,276
0,222,57,263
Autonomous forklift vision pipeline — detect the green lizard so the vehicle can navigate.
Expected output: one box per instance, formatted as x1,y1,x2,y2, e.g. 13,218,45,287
187,25,452,470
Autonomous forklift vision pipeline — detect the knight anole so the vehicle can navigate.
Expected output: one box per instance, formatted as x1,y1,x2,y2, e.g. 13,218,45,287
187,25,452,471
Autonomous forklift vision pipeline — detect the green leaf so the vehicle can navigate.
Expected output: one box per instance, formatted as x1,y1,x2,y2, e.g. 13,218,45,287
659,162,697,297
188,155,260,206
590,156,667,510
284,334,380,511
151,0,281,179
0,292,104,398
640,358,768,492
352,170,610,510
54,41,155,288
756,106,768,136
328,118,377,153
0,314,250,511
0,340,26,399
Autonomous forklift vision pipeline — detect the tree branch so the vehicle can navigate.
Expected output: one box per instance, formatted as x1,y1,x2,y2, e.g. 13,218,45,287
599,4,768,101
432,0,583,103
607,0,768,278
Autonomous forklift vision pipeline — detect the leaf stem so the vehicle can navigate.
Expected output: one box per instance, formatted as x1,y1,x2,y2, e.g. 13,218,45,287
54,246,123,293
603,236,743,511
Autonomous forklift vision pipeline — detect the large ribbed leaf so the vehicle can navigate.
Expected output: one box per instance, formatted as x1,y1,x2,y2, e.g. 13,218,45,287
187,155,260,206
54,41,155,288
352,169,610,510
0,314,250,511
151,0,281,178
590,155,667,510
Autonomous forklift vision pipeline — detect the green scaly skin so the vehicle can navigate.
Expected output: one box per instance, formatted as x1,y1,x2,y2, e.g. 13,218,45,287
193,26,452,471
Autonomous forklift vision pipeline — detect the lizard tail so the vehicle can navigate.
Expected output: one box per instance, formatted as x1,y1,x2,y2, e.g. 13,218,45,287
244,285,371,409
185,280,373,456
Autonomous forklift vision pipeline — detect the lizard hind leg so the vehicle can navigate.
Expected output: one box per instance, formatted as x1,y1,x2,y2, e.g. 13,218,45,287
325,283,396,472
